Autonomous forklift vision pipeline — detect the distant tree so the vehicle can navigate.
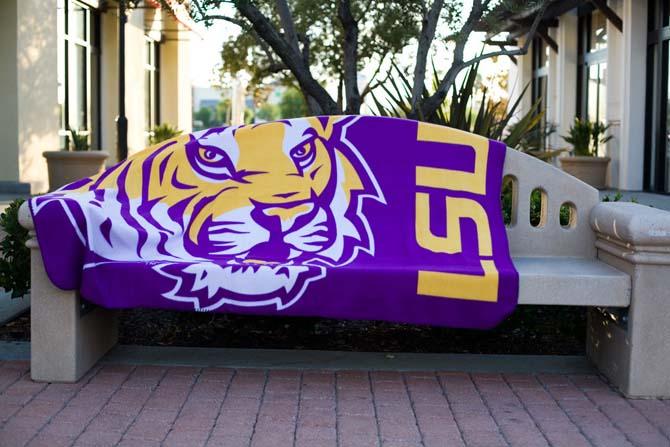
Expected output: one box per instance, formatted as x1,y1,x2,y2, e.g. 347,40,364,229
216,98,232,124
278,87,307,118
256,103,279,121
244,108,255,124
194,107,214,129
167,0,549,120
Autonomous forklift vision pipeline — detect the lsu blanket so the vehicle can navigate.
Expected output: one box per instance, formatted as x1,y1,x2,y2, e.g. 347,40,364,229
30,116,518,329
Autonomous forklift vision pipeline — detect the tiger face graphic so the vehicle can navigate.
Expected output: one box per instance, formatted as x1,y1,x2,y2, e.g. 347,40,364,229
38,116,384,311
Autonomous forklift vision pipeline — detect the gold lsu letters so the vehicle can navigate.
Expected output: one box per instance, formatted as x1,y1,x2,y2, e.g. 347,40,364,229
414,123,499,303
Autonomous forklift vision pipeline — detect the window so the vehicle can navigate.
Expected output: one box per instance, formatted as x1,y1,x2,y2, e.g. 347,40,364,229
577,6,608,130
144,37,160,143
645,0,670,192
531,38,549,150
57,0,100,150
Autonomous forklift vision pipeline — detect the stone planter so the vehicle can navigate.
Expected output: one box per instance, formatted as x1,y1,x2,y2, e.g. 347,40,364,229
559,156,610,189
43,151,109,191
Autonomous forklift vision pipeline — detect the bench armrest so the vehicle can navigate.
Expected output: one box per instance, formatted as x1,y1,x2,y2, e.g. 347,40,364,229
18,201,33,231
588,201,670,397
590,202,670,264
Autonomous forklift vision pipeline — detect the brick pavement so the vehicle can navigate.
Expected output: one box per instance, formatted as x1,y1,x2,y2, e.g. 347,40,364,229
0,360,668,447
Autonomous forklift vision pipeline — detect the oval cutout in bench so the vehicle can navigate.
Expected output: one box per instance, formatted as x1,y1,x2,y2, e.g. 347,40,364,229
530,188,547,228
560,201,576,228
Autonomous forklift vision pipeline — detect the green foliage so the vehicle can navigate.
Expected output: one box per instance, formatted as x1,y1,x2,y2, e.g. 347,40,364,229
602,192,638,203
194,107,214,129
68,128,89,151
244,108,254,125
279,88,308,119
194,99,232,130
562,118,613,157
217,98,232,125
602,191,623,202
218,0,423,93
500,185,571,228
256,103,279,121
372,61,560,159
0,199,30,298
149,124,182,145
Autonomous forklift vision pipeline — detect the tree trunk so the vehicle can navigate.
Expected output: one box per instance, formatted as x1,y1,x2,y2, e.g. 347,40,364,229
235,1,340,115
338,0,361,114
411,0,444,112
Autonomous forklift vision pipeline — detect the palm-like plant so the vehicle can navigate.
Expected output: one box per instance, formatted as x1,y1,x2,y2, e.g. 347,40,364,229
68,128,89,151
149,124,183,145
370,61,562,160
562,118,613,157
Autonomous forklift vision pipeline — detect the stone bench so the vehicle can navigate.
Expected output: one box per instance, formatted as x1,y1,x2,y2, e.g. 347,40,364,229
18,147,670,398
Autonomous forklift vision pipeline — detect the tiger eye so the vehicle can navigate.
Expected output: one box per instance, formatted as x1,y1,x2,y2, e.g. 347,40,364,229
294,145,308,156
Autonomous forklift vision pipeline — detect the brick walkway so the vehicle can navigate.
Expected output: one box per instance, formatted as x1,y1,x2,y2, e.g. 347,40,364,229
0,361,669,447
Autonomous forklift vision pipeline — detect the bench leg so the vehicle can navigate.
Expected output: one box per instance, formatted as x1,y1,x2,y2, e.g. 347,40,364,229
30,246,118,383
587,249,670,398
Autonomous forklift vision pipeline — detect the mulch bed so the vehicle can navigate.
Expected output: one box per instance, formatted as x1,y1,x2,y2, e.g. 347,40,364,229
0,305,586,355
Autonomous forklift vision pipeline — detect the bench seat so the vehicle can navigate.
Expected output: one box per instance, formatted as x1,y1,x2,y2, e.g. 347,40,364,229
515,257,631,307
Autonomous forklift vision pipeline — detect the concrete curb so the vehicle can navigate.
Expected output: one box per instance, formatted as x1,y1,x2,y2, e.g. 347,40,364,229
0,341,595,374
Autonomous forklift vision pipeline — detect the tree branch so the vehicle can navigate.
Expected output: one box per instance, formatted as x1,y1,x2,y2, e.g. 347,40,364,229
234,0,339,115
418,0,547,119
338,0,362,114
410,0,444,109
198,14,249,28
275,0,301,53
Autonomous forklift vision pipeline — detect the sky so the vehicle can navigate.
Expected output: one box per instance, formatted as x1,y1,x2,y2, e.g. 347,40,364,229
189,5,235,88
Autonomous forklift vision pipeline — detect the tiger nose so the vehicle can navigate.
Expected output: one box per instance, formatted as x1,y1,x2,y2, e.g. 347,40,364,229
263,203,314,232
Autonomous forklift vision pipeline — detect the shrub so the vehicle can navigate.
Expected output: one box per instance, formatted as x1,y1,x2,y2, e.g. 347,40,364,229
149,124,182,145
68,128,89,151
562,118,613,156
0,199,30,298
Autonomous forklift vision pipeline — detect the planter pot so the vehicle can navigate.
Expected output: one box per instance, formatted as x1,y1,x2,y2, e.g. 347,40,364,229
559,156,610,189
43,150,109,191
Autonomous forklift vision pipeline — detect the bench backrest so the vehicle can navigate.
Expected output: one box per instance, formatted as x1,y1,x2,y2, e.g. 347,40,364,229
503,148,599,258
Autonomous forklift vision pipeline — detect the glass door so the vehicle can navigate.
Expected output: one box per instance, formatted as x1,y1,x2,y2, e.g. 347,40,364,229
645,0,670,191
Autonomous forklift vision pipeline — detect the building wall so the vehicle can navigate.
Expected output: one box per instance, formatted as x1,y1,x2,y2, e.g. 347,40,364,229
100,9,119,160
0,3,193,192
618,0,647,190
16,0,60,193
125,7,150,157
0,0,20,186
0,0,60,193
511,1,647,190
160,14,193,134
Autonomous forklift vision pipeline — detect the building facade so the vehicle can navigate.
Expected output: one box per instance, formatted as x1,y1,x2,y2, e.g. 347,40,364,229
0,0,193,194
507,0,663,192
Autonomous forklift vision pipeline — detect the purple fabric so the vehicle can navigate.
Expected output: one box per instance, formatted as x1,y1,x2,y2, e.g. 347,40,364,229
30,116,518,329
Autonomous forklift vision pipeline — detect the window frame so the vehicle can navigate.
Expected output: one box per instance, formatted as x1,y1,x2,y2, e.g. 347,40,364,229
144,36,161,143
644,0,670,192
576,5,608,123
531,37,549,150
57,0,100,150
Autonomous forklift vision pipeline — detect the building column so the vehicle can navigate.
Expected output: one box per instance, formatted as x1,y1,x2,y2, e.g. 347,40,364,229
606,0,624,188
160,15,193,134
0,0,59,193
507,37,533,118
546,27,560,150
618,0,647,190
555,10,578,151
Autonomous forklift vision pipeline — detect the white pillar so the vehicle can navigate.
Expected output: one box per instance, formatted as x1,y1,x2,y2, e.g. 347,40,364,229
618,0,647,190
555,10,578,150
0,0,60,193
546,27,560,149
606,0,624,188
